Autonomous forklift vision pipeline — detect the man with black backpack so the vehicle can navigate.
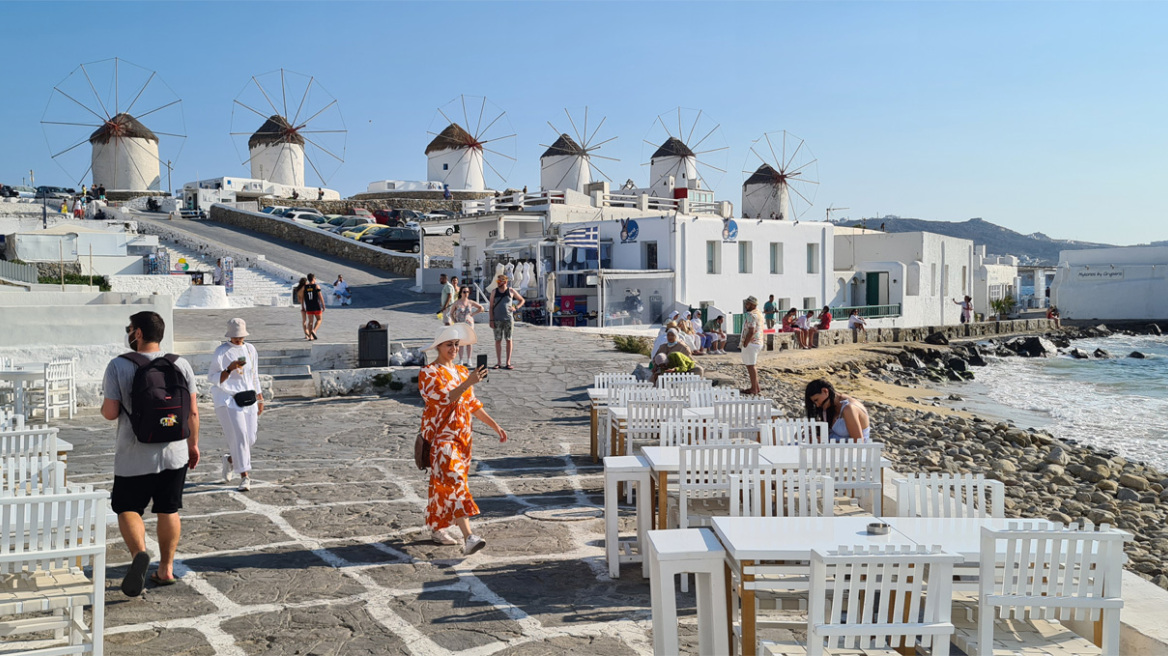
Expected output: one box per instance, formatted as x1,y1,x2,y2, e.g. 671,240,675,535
101,311,200,597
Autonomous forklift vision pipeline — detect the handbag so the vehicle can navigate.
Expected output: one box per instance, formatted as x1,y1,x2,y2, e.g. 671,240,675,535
233,390,258,407
413,431,430,470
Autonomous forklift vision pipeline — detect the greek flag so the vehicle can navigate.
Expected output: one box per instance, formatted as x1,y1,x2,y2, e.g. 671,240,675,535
562,225,599,248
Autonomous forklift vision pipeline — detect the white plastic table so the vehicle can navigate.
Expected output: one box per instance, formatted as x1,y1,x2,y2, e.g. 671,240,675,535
0,365,46,419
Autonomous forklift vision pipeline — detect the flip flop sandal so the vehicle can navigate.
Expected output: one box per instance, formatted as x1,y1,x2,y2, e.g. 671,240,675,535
492,365,502,369
503,365,514,370
150,572,178,586
121,551,151,597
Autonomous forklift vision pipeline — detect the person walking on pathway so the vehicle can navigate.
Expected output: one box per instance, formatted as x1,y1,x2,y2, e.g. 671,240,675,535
489,274,524,369
212,259,225,286
208,318,263,492
419,323,508,554
952,295,973,324
332,274,351,306
100,311,200,595
448,285,484,365
805,378,870,442
293,277,309,339
438,274,456,324
763,295,777,330
740,296,764,395
302,273,325,340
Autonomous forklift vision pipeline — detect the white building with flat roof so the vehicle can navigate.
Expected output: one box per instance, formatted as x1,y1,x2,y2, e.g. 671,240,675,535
1051,245,1168,321
833,228,976,327
974,247,1019,320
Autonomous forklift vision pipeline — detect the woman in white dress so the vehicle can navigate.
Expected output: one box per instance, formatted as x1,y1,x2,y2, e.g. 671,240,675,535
208,318,263,492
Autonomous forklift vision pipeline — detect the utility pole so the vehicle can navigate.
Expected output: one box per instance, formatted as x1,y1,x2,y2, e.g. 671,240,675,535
167,160,172,195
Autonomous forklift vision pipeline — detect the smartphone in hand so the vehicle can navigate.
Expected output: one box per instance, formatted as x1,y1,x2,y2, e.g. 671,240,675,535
477,354,489,381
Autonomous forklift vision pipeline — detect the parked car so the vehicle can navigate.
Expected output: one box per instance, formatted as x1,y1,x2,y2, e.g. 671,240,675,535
425,210,456,220
285,210,322,225
373,209,404,226
325,217,372,234
314,214,342,224
319,216,348,229
261,205,289,215
341,223,384,240
345,207,373,218
288,206,322,216
0,185,18,198
35,186,72,199
9,186,36,198
362,227,421,253
406,220,458,237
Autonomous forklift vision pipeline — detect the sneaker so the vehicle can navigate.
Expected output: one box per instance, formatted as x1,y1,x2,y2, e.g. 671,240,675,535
463,534,486,555
431,529,459,545
237,477,251,492
221,454,234,483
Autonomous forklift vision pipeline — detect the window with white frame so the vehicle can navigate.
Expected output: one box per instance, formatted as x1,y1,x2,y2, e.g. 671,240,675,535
778,298,790,311
706,241,720,274
738,241,752,274
806,243,820,274
769,242,783,274
802,296,817,311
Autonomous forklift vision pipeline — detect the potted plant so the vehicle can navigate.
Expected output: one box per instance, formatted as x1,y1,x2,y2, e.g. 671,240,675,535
990,295,1015,321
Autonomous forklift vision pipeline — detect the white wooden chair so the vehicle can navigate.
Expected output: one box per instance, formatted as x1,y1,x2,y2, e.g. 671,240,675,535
673,443,761,530
659,376,711,401
26,358,76,421
761,545,963,656
729,468,836,518
622,399,687,455
688,386,740,408
601,386,669,458
895,473,1004,519
2,453,67,496
659,419,732,447
760,419,829,446
656,372,705,388
594,372,638,389
954,522,1130,656
0,426,59,460
713,399,774,441
799,443,884,516
0,487,109,656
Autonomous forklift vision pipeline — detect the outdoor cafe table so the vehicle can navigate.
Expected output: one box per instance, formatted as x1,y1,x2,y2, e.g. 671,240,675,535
0,364,46,419
606,406,701,460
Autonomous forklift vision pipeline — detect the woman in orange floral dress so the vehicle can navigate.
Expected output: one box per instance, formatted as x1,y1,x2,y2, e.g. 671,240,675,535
419,323,507,555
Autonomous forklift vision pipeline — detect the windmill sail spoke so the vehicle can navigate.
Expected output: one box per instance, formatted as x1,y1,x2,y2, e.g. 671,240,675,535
789,185,814,207
481,147,516,161
296,99,337,129
252,76,282,118
280,69,289,120
134,99,181,121
677,107,683,141
783,140,805,172
75,162,94,188
564,108,582,144
554,160,576,190
693,146,728,155
588,160,613,182
582,107,589,150
42,121,102,128
150,131,187,138
304,150,328,186
690,123,721,151
696,160,726,173
461,95,470,137
54,87,108,123
442,147,472,183
587,134,617,151
788,158,817,175
590,154,620,162
655,115,673,139
298,130,347,134
233,99,271,121
78,64,110,120
478,133,516,145
124,71,156,115
291,76,314,126
686,109,703,145
475,97,486,139
587,115,607,147
301,135,344,162
482,155,507,183
51,137,91,159
763,133,780,171
437,106,457,129
477,110,506,140
749,146,770,166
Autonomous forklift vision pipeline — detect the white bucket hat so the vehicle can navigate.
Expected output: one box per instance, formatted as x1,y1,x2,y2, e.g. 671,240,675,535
423,322,478,351
225,318,249,338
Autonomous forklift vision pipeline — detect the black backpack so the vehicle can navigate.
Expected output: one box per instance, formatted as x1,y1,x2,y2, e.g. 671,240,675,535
119,353,192,444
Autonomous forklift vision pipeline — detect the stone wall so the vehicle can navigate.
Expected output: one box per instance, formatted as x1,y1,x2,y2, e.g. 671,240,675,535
208,205,419,278
722,319,1058,352
257,196,482,215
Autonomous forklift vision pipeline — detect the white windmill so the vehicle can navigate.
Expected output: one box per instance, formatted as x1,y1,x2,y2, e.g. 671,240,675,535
426,95,516,191
229,69,347,189
741,131,818,221
642,107,727,198
41,57,186,192
539,107,618,193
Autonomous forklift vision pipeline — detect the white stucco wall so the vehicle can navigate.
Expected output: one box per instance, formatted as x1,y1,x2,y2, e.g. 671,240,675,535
741,182,792,221
249,143,305,187
427,148,485,191
974,262,1018,318
1051,246,1168,321
0,291,174,353
92,137,160,191
540,155,591,193
648,156,697,197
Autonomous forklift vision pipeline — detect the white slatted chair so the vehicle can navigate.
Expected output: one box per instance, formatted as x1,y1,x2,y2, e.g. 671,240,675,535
656,372,705,388
26,358,77,421
713,399,774,442
0,426,59,460
896,473,1005,519
761,545,962,656
601,386,668,459
0,487,109,656
0,409,25,431
2,453,67,496
659,376,711,402
760,419,830,446
592,380,652,460
799,443,884,516
730,468,836,518
954,522,1130,656
623,399,687,455
594,373,638,389
673,443,761,530
659,419,732,447
688,386,740,408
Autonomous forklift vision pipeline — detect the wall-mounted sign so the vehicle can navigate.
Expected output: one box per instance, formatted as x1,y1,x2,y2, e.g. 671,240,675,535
721,218,738,243
620,219,639,244
1075,268,1123,281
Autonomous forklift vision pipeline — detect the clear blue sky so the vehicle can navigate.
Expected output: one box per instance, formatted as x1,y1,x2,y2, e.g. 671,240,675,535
2,1,1164,245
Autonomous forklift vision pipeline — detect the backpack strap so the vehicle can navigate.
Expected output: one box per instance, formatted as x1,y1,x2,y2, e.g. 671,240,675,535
118,352,150,417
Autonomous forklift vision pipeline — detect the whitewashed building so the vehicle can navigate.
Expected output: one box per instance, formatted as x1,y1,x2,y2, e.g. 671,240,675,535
973,247,1019,319
90,113,160,191
1051,246,1168,321
833,228,976,327
647,137,699,198
540,134,591,193
248,115,305,188
426,124,485,191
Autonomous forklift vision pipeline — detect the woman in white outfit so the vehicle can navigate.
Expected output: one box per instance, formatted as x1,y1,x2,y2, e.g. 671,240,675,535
209,318,263,491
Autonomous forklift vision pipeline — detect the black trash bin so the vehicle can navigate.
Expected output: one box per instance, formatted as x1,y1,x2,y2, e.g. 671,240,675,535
357,320,388,367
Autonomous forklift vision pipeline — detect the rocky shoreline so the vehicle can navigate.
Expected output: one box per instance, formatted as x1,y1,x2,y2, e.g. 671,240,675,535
697,326,1168,591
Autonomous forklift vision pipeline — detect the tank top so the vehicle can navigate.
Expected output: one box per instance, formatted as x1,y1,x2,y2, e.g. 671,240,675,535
303,284,323,312
828,399,870,442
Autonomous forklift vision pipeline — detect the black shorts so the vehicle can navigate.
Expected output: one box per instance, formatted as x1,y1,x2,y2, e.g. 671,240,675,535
111,466,188,515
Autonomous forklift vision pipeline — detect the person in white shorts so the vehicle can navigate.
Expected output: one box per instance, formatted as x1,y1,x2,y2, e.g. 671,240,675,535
740,296,764,395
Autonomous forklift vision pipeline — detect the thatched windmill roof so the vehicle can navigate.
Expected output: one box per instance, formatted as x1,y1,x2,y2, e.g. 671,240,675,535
541,133,585,158
743,163,780,186
249,115,304,149
88,113,158,144
426,123,476,155
651,137,694,159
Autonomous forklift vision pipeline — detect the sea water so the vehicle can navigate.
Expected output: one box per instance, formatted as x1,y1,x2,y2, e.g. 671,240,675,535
950,334,1168,471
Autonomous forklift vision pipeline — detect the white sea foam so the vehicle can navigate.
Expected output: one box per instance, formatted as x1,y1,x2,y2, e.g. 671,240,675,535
967,334,1168,470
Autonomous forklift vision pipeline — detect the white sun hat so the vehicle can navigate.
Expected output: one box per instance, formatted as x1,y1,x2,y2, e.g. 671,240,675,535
423,322,478,351
225,318,249,338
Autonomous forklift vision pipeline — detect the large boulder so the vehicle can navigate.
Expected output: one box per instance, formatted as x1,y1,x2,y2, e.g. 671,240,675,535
897,351,926,369
1129,351,1147,359
924,332,950,346
1069,348,1091,359
946,357,969,372
1147,323,1162,336
1093,348,1111,359
1014,336,1058,358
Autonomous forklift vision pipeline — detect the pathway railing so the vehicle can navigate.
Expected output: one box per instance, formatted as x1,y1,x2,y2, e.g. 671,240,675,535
0,260,38,284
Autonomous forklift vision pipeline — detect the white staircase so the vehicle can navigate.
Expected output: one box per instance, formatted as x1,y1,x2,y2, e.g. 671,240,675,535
158,241,330,308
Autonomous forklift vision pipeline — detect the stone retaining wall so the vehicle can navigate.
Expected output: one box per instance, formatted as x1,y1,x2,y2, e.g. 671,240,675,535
257,197,479,215
723,319,1057,352
208,205,419,278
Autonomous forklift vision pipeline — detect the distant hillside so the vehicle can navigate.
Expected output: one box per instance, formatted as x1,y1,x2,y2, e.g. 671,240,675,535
834,217,1113,265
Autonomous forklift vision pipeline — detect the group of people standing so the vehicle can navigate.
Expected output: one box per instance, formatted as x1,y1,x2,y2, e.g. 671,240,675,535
437,273,525,369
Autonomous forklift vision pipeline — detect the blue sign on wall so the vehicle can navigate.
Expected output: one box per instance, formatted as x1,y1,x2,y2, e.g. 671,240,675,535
721,218,738,243
620,219,639,243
